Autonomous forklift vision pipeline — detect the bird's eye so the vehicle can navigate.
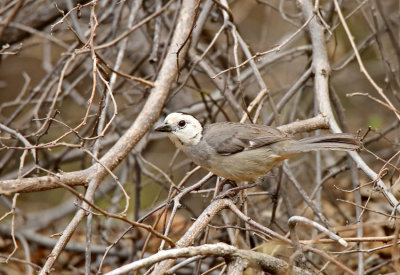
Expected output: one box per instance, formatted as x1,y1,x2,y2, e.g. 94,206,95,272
178,120,186,127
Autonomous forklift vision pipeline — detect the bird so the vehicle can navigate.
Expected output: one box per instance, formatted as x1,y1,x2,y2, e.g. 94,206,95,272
155,112,359,183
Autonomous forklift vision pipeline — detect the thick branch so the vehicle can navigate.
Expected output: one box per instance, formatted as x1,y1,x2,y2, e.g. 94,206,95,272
0,0,197,195
106,243,315,275
297,0,400,211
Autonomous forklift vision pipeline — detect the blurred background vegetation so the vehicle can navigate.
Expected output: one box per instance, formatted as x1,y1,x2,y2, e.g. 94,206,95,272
0,0,399,274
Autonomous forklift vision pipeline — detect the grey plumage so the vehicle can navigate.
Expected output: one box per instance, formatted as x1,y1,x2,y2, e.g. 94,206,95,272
155,113,360,182
203,122,289,155
284,133,360,153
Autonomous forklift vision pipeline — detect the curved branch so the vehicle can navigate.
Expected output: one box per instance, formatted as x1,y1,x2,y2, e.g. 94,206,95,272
297,0,400,211
106,243,315,275
36,0,199,273
0,0,197,195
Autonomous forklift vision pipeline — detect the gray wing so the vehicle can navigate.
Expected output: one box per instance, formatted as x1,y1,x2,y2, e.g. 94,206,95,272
203,122,290,155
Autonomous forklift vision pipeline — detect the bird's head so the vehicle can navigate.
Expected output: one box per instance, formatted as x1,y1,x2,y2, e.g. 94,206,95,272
155,113,203,146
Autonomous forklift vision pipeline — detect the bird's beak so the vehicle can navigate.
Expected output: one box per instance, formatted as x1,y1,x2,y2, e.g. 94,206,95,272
154,123,172,132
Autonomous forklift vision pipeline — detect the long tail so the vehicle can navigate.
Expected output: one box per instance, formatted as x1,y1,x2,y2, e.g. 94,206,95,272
286,133,360,154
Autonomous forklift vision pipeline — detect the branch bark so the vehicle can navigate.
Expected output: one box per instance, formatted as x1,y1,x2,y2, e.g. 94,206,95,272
34,0,199,273
106,243,316,275
297,0,400,212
